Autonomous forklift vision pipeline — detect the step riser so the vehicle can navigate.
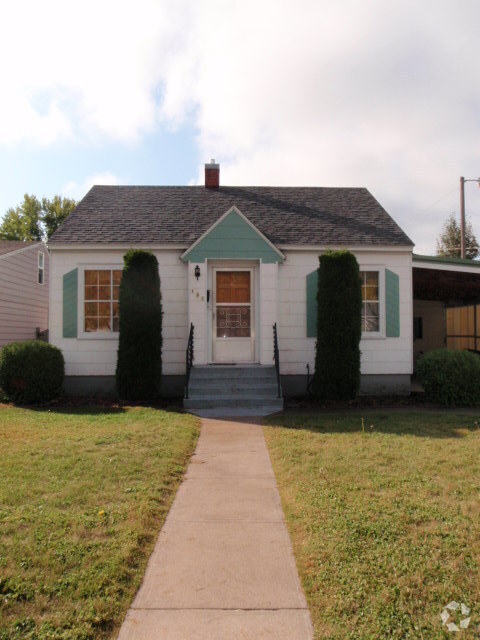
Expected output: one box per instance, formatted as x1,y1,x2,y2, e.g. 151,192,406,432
188,384,278,394
184,399,284,409
190,369,276,379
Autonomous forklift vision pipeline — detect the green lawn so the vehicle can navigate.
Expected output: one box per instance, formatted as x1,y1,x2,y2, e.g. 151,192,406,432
0,405,199,640
264,411,480,639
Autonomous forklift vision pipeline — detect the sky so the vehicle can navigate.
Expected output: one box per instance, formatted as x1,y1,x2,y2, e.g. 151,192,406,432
1,0,480,254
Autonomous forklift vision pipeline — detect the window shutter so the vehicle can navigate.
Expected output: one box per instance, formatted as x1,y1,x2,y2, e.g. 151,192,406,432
385,269,400,337
63,268,78,338
306,269,319,337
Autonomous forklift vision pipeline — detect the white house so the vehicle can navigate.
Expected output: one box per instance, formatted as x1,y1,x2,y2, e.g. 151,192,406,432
0,241,49,347
48,161,415,402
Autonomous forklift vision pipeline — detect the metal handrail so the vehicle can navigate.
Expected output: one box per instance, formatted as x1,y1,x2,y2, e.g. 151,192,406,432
185,323,194,399
306,363,314,397
273,322,282,398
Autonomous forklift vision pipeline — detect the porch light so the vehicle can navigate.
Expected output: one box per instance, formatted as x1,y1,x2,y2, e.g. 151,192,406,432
194,265,201,280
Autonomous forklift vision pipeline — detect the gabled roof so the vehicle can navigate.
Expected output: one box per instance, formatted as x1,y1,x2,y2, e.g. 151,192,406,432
49,185,414,247
0,240,40,257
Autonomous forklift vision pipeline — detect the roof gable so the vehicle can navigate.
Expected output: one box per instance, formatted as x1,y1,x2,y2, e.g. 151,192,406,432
181,207,285,263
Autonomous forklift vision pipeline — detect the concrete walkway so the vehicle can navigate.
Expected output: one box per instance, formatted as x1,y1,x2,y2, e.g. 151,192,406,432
117,417,313,639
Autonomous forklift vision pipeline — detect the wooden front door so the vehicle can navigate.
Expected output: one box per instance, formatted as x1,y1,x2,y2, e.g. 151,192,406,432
213,269,254,362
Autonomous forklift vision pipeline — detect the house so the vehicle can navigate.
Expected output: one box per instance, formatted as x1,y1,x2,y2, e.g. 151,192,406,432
0,241,49,347
48,160,417,403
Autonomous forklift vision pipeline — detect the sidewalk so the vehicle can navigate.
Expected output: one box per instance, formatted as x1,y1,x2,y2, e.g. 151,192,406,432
117,417,313,639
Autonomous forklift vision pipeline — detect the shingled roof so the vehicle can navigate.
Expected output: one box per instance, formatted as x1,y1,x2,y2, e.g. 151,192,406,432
49,185,413,247
0,241,40,257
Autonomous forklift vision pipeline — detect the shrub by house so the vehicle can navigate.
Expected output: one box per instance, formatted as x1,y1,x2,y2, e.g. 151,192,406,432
416,348,480,405
116,250,162,400
0,340,64,404
312,251,362,401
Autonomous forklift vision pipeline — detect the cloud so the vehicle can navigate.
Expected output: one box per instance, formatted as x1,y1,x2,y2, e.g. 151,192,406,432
0,0,169,145
61,172,122,201
157,0,480,252
2,0,480,252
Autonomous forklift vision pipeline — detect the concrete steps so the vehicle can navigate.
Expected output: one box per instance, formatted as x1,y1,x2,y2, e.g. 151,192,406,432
184,365,283,417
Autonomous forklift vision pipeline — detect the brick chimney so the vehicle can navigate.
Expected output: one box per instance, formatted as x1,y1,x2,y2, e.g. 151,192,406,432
205,159,219,188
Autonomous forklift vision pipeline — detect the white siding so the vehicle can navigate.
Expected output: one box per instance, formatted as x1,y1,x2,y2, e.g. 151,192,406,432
277,249,413,376
49,249,188,376
0,244,49,347
50,246,413,379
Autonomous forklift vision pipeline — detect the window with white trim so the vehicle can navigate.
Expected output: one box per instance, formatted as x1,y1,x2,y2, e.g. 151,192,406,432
38,252,45,285
360,271,379,332
84,269,122,333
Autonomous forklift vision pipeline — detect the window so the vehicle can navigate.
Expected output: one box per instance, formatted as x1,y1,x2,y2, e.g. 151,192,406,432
38,252,45,285
84,269,122,333
360,271,379,332
413,316,423,341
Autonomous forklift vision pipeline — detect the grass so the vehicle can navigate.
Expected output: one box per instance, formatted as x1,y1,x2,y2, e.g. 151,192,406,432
0,405,199,639
263,411,480,639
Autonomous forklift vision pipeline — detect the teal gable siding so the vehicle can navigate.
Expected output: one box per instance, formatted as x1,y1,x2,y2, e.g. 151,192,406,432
306,269,319,338
182,210,283,263
63,268,78,338
385,268,400,337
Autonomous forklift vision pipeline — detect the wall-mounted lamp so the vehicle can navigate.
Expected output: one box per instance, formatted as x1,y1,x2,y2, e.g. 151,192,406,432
194,265,201,280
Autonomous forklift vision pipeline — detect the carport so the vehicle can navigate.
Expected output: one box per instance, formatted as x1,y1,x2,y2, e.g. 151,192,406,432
412,254,480,366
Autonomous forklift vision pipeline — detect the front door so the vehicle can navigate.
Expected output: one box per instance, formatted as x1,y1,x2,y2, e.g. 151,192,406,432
213,269,254,362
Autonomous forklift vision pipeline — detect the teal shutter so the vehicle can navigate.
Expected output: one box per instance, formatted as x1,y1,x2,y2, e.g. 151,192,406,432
63,268,78,338
385,269,400,337
306,269,319,337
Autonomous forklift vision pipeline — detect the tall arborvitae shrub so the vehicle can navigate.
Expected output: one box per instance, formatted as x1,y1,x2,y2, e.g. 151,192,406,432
312,251,362,401
116,250,162,400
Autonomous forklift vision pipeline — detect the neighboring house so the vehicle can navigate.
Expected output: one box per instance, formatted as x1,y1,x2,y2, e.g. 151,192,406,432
0,241,49,347
48,161,416,398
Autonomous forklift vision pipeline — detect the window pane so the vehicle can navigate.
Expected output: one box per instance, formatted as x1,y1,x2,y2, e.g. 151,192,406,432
364,302,379,317
85,270,98,286
364,272,378,286
99,271,111,285
85,302,98,317
113,317,120,332
99,302,111,317
85,317,98,332
363,285,378,301
85,285,98,300
98,317,111,331
113,270,122,285
216,271,250,303
112,301,119,316
365,316,379,332
112,285,120,300
98,286,111,300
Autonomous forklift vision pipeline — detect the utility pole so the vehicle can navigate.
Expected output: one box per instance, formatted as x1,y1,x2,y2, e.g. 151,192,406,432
460,176,465,259
459,176,480,259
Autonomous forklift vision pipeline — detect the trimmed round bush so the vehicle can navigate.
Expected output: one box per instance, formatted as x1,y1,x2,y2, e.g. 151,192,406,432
416,349,480,406
0,340,65,404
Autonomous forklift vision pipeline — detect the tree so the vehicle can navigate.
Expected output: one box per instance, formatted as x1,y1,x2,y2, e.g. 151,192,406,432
41,195,77,239
436,213,479,259
116,250,162,400
312,251,362,401
0,194,42,241
0,193,77,241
